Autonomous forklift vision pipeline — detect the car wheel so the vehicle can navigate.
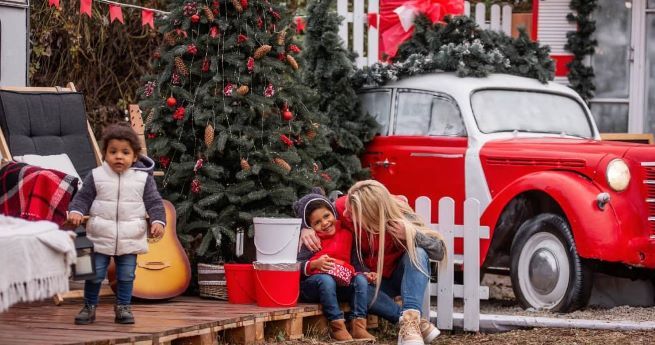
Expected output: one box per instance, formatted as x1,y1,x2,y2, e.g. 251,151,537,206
510,213,592,312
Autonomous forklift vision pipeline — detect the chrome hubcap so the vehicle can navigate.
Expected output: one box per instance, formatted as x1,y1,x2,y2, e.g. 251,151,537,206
517,232,570,309
528,248,559,295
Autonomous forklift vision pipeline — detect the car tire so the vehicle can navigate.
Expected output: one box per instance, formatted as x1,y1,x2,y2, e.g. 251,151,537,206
510,213,592,312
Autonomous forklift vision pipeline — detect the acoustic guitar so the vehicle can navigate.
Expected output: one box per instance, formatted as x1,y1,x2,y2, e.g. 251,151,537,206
108,199,191,299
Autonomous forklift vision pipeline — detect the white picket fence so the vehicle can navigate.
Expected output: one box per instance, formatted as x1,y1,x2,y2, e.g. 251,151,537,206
414,196,490,332
337,0,514,67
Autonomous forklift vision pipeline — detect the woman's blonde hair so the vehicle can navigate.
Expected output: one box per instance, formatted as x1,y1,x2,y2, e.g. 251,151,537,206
347,180,445,303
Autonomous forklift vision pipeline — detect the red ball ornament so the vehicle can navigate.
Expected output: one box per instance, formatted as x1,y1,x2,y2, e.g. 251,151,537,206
282,110,293,121
166,97,177,107
153,51,161,59
191,14,200,23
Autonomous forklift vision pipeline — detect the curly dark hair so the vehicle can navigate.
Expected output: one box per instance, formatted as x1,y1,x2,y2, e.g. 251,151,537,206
100,123,142,156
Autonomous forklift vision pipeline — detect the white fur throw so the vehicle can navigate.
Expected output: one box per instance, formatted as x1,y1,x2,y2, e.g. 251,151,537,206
0,215,76,312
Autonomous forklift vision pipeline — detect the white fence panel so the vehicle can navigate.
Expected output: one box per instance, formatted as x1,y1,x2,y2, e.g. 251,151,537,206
337,1,513,67
414,196,489,332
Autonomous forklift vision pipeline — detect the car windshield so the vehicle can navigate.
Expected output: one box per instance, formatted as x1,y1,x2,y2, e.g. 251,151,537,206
471,90,594,138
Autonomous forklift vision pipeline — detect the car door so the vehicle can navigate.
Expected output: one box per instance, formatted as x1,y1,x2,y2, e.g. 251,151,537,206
362,89,468,224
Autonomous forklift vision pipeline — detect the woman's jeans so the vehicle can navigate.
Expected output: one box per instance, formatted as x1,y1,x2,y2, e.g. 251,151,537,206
84,253,137,306
300,273,369,321
368,247,431,323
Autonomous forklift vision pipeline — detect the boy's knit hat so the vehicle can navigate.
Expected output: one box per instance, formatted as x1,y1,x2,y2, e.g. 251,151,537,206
292,187,337,228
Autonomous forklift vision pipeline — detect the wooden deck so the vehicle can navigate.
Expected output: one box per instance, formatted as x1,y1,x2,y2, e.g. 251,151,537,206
0,296,341,345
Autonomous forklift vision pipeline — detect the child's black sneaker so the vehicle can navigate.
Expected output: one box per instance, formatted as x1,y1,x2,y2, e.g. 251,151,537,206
114,304,135,324
74,304,96,325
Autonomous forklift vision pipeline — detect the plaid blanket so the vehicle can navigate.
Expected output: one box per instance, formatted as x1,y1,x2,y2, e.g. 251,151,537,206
0,162,79,226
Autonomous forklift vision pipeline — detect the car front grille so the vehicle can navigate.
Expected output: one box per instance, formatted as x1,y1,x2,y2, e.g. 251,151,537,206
642,162,655,234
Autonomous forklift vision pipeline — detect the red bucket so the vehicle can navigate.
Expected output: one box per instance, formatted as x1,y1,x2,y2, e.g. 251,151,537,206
253,262,301,307
224,263,256,304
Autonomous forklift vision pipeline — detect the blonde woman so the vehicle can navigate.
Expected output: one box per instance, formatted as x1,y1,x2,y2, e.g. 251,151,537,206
300,180,446,345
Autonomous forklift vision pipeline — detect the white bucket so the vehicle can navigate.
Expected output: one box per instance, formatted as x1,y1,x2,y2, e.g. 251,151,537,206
253,217,301,264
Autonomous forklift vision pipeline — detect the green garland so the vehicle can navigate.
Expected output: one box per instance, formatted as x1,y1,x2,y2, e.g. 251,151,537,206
352,15,554,88
565,0,598,103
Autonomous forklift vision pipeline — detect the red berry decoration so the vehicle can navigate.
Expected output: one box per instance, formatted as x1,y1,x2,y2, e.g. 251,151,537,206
187,44,198,55
191,178,201,194
166,97,177,107
280,134,294,147
153,51,161,59
191,14,200,23
247,57,255,72
237,34,248,44
210,26,220,38
173,106,186,120
159,156,171,168
201,58,211,73
288,44,301,53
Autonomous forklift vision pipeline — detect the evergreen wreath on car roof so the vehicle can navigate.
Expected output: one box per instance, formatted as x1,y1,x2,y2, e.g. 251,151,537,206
352,15,555,88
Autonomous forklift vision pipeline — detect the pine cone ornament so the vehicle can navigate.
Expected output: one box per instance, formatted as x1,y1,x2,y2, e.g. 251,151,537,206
231,0,243,13
276,30,287,46
306,129,316,140
164,31,177,46
240,158,251,171
204,123,215,147
237,85,249,96
145,109,155,126
175,57,189,76
273,157,291,172
254,45,272,59
286,55,299,70
203,6,215,22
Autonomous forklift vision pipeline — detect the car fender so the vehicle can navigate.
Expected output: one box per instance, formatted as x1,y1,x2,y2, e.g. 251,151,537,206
481,170,621,263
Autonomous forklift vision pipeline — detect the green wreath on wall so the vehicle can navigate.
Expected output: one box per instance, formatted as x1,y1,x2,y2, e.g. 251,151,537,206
565,0,598,104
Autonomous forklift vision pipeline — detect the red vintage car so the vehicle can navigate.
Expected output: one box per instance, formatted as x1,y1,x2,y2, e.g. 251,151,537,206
359,72,654,312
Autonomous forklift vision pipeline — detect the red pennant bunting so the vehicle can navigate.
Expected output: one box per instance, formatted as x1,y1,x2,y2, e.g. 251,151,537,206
142,9,154,29
80,0,92,17
367,13,378,29
109,5,124,24
48,0,60,9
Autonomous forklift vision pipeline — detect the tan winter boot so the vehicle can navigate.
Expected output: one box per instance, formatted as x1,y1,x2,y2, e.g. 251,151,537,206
329,319,353,341
419,318,440,343
350,318,376,341
397,309,424,345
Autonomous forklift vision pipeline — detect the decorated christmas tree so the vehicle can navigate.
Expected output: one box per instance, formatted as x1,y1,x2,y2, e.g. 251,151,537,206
139,0,333,262
301,0,378,191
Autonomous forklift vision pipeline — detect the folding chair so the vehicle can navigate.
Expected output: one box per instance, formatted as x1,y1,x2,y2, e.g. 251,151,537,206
0,83,101,177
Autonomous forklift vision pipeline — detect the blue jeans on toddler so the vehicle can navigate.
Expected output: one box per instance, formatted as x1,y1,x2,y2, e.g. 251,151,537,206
299,273,369,321
367,247,431,323
84,253,137,306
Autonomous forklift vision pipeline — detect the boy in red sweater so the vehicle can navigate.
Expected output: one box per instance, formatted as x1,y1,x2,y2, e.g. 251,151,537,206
294,188,376,342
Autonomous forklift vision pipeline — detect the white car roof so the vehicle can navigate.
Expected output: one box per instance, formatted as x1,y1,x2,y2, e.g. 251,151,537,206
369,72,581,100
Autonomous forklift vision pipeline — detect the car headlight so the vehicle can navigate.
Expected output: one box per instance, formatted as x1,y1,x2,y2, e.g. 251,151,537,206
606,158,631,192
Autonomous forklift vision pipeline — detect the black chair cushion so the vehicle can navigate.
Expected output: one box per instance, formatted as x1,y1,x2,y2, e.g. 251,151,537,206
0,90,97,179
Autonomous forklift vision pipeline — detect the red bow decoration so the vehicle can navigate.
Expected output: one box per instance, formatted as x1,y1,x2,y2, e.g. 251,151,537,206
378,0,464,60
